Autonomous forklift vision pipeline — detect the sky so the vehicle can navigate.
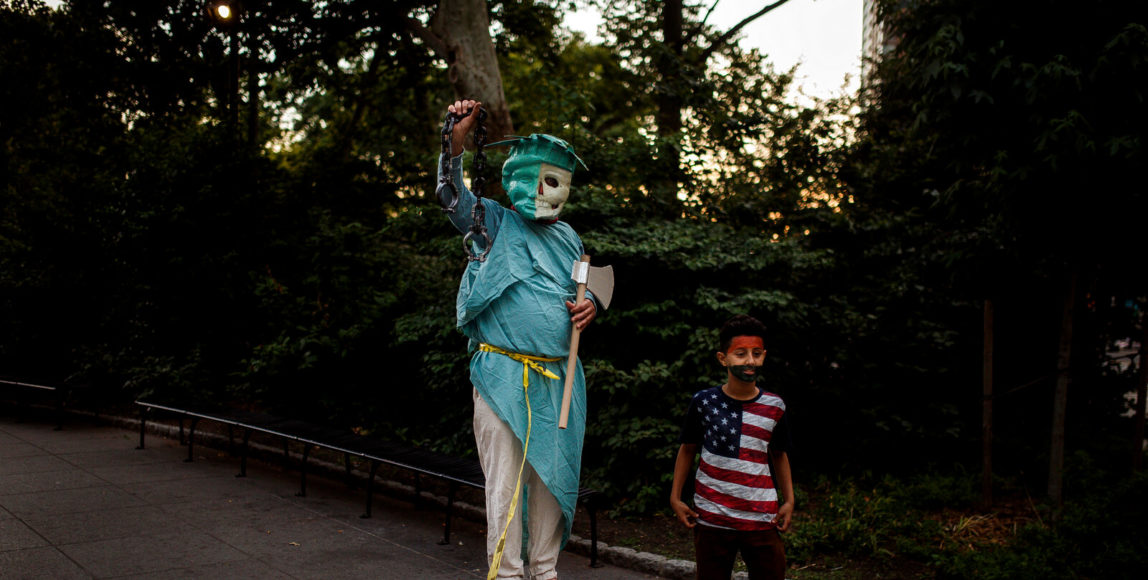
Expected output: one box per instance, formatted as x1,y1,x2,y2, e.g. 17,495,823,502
40,0,862,99
564,0,864,100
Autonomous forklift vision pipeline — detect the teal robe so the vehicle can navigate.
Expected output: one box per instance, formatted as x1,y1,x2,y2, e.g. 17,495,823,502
440,153,592,546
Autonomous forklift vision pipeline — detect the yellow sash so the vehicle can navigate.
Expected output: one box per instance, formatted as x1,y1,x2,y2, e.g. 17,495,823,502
478,343,560,386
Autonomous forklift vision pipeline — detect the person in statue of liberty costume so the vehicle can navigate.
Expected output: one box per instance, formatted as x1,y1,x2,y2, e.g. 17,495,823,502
437,99,597,579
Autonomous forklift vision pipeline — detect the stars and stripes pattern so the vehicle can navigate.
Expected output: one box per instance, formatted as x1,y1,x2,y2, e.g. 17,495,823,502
687,387,786,531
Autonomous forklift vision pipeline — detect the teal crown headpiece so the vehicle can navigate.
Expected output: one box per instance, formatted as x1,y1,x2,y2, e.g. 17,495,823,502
487,134,588,174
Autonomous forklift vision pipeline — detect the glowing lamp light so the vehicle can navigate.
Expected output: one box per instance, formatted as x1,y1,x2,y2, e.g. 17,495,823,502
206,1,239,26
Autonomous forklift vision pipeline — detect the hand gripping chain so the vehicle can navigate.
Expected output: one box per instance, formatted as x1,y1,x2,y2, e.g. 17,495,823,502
436,107,492,262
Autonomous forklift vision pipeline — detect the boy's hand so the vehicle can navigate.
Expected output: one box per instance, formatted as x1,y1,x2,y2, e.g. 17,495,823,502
776,501,794,532
566,299,596,331
447,99,482,156
670,498,698,528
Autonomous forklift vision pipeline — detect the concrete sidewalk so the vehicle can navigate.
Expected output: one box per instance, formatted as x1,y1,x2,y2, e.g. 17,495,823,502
0,412,666,579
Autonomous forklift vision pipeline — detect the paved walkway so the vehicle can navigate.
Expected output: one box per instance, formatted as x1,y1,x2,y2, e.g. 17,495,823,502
0,411,664,579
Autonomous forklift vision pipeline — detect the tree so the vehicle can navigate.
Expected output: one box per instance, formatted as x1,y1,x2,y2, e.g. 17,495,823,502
599,0,795,212
857,0,1148,504
1,0,138,381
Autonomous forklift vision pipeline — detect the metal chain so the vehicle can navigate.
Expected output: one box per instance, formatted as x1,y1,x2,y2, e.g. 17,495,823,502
434,107,492,261
464,109,492,262
436,106,493,262
435,113,460,214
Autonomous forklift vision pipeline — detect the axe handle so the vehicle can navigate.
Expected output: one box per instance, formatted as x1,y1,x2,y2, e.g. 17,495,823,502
559,255,591,430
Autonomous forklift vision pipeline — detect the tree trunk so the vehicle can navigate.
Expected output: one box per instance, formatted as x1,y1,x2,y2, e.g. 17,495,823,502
430,0,514,142
335,44,385,161
982,299,994,507
1133,312,1147,471
653,0,684,209
1048,269,1078,510
245,24,259,151
228,28,240,136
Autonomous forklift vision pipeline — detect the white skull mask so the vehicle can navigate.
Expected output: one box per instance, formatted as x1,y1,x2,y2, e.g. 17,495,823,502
534,163,572,219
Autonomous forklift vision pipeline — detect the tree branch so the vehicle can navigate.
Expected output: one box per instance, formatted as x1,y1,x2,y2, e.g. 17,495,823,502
699,0,792,62
699,0,721,32
404,16,448,60
684,0,721,44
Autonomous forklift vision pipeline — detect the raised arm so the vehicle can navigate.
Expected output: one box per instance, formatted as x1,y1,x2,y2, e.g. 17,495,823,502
436,100,502,246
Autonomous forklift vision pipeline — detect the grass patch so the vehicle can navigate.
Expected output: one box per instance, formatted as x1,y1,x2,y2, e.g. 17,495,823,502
583,465,1148,579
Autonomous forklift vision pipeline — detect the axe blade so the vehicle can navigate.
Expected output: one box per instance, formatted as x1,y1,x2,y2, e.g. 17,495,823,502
586,265,614,310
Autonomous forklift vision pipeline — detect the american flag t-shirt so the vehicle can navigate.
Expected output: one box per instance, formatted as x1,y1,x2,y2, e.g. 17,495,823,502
680,386,787,531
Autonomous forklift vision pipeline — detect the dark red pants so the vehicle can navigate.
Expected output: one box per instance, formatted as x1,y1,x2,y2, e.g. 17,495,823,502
693,525,786,580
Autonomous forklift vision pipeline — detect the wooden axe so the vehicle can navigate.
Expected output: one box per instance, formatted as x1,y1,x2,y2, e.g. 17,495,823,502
559,255,614,429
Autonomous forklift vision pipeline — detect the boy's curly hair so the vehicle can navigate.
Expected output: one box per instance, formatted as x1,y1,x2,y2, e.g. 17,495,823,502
719,314,768,352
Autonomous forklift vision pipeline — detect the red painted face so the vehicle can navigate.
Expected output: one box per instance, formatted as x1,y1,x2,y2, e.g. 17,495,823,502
721,336,766,383
727,336,764,353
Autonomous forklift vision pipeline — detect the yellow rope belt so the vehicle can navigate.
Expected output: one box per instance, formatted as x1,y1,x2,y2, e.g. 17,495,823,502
478,343,561,385
477,343,560,580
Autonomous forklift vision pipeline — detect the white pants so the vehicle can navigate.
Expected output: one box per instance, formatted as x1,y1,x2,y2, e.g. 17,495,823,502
473,388,563,580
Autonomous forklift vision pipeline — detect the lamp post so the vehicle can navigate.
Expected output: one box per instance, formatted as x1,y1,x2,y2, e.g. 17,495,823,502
206,1,241,138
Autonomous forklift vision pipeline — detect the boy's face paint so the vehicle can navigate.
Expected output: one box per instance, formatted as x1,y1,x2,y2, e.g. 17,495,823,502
718,336,766,383
728,364,760,383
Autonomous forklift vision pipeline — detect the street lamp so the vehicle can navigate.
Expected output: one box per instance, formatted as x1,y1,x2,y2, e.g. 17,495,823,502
206,1,238,27
206,1,241,136
206,0,258,149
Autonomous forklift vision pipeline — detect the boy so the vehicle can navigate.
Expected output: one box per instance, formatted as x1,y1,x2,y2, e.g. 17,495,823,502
670,314,794,580
438,100,597,580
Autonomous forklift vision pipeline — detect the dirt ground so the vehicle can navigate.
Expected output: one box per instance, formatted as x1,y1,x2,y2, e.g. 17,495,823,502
570,498,1039,579
570,509,938,579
